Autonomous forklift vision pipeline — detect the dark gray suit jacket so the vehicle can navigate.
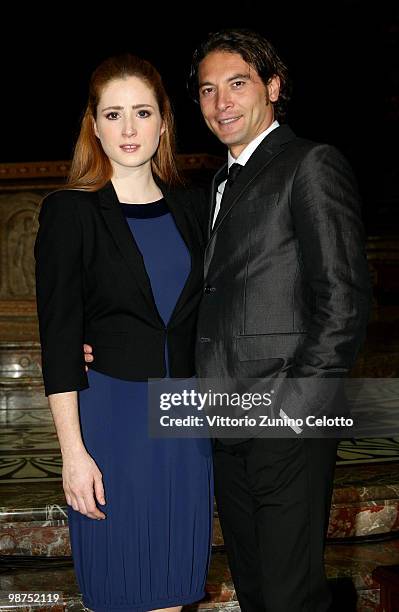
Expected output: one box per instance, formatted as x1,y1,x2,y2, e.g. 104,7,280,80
195,125,371,432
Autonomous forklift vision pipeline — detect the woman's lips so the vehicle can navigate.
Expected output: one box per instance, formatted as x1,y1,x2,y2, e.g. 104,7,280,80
120,144,140,152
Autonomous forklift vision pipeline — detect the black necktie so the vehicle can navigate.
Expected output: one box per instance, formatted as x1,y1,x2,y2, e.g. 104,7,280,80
219,163,242,216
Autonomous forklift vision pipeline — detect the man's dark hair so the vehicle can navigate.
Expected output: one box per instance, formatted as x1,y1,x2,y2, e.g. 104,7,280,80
187,28,291,122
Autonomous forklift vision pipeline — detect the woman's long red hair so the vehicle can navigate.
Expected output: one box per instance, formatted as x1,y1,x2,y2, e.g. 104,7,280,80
67,53,182,190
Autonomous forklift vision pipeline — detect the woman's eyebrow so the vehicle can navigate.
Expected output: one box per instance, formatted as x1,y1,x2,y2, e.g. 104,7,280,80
101,104,155,111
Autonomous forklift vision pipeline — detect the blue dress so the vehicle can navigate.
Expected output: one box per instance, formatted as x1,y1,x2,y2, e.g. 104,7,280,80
67,199,213,612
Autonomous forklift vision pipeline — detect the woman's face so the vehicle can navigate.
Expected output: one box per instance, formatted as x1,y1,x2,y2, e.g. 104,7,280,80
93,76,165,175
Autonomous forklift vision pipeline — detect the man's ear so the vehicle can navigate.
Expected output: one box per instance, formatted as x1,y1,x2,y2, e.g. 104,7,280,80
267,75,281,103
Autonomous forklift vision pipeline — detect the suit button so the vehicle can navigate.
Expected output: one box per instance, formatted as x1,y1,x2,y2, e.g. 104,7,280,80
204,285,216,293
199,337,211,343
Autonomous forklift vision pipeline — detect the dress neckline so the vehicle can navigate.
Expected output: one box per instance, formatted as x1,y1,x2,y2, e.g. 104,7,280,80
120,198,169,219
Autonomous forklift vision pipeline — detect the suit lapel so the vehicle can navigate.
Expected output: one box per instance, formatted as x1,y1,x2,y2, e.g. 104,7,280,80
204,125,297,277
210,125,296,237
208,164,228,240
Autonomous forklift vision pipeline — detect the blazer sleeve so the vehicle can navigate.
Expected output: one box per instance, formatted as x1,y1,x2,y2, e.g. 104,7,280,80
190,185,212,241
34,191,88,396
179,184,209,245
289,144,372,378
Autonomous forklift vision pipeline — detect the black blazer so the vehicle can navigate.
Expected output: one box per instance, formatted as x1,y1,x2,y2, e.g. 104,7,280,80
34,179,205,396
196,125,371,418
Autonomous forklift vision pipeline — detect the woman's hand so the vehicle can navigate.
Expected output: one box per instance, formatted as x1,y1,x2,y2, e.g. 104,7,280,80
63,448,107,520
47,391,105,520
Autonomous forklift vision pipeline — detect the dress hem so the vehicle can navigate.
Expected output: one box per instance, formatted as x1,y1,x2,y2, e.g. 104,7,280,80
82,588,206,611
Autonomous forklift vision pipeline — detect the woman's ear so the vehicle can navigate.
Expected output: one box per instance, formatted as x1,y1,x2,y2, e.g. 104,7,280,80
92,116,100,138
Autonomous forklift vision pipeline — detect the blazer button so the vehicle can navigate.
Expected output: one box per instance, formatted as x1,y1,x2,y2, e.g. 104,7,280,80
199,337,211,343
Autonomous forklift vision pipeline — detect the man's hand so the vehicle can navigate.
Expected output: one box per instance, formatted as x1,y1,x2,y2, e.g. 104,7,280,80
84,344,94,372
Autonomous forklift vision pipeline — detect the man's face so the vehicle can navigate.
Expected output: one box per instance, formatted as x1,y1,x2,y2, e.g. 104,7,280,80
198,51,280,158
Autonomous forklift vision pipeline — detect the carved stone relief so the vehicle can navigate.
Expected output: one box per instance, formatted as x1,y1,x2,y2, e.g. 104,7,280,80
0,192,42,300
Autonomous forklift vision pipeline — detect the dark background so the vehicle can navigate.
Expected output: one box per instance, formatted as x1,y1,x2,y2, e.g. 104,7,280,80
2,2,398,233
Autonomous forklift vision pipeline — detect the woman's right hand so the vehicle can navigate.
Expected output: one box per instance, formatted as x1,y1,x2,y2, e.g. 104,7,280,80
63,448,107,520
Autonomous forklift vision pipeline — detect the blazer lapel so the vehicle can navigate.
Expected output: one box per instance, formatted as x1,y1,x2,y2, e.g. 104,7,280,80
158,182,202,326
98,180,164,324
98,178,201,328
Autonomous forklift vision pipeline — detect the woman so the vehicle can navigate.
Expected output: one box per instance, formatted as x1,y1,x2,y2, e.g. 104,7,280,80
34,53,213,612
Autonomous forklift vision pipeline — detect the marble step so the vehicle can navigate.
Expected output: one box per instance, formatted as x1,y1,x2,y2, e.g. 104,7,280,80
2,376,399,546
329,461,399,540
0,553,237,612
2,456,399,557
325,538,399,611
2,538,399,611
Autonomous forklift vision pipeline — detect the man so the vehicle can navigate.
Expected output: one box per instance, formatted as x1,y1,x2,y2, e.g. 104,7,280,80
185,29,370,612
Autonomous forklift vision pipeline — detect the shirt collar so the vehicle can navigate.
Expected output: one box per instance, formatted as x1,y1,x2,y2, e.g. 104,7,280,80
227,120,280,169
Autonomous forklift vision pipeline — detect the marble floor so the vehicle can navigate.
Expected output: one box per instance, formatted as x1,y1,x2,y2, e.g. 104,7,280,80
2,429,399,484
1,330,399,611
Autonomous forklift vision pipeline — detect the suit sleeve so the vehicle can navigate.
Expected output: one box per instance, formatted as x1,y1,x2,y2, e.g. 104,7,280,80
289,144,372,379
271,145,372,425
34,191,88,396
